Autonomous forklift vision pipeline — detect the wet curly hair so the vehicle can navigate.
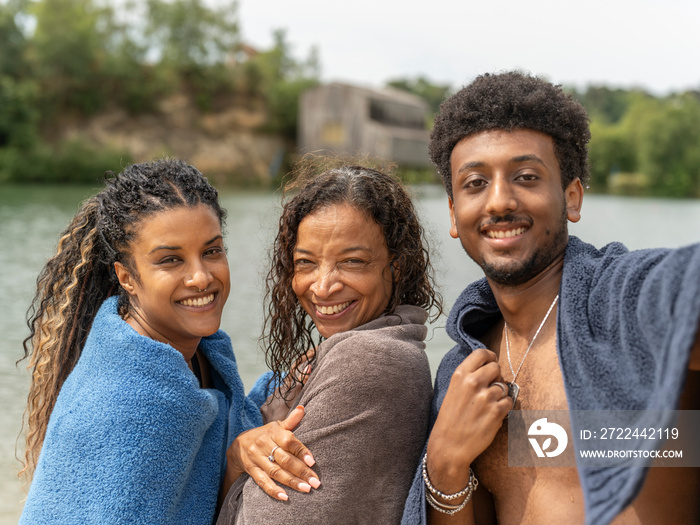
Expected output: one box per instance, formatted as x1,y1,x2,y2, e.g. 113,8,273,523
263,159,442,392
429,71,591,198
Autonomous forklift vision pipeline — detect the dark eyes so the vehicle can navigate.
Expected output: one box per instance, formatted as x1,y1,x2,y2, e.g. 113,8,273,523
293,258,368,269
204,246,224,256
157,247,224,265
518,173,538,181
464,178,486,189
461,172,538,190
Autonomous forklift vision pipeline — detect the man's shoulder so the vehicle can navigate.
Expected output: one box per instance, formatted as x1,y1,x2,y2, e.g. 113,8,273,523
562,235,700,291
564,235,629,263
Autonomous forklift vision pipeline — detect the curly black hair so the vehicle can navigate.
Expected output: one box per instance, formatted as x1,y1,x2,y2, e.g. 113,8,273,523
429,71,591,197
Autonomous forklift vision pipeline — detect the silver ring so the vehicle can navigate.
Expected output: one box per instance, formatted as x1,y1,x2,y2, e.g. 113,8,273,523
490,381,508,400
268,445,280,463
197,287,208,293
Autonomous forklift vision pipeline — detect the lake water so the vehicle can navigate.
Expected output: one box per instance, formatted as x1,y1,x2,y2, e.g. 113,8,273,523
1,185,699,522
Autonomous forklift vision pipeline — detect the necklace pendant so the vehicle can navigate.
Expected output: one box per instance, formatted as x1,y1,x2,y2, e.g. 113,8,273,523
507,381,520,406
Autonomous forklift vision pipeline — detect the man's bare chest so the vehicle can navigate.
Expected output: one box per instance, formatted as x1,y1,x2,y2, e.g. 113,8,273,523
474,322,579,512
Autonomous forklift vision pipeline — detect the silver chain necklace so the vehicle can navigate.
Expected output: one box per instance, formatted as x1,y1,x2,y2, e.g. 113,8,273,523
503,294,559,408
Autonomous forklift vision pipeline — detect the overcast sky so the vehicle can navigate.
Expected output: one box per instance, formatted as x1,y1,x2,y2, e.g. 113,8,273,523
237,0,700,95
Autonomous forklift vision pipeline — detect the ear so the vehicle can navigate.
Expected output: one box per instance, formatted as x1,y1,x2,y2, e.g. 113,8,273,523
448,197,459,239
114,261,137,295
564,178,584,223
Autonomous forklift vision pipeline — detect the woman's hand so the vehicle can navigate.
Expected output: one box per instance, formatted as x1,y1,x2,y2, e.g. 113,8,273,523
222,405,320,501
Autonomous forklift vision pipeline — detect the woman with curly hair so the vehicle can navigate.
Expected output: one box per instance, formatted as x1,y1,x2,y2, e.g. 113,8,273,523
19,158,319,524
218,160,443,524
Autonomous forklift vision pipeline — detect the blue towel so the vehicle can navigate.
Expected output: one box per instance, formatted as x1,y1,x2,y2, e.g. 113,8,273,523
402,236,700,525
21,296,265,525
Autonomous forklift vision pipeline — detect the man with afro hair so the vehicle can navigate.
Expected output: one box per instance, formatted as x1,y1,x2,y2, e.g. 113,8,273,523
402,71,700,525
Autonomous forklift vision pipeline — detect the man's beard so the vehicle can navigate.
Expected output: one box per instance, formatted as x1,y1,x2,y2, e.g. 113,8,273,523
477,206,568,287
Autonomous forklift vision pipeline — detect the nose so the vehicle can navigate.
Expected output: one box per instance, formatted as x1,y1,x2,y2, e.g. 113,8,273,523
309,265,343,298
485,176,518,216
185,261,213,291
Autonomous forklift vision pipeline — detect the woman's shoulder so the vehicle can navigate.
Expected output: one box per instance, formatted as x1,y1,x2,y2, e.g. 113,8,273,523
314,310,431,387
63,302,206,409
323,314,428,361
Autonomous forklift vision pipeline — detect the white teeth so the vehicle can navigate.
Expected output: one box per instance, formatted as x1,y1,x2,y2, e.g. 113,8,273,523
317,301,351,315
180,294,214,307
486,227,526,239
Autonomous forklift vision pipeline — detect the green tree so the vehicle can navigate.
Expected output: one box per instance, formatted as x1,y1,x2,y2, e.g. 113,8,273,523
95,0,169,113
588,119,636,189
571,85,648,124
0,1,30,78
0,75,38,147
29,0,118,114
145,0,239,70
628,94,700,197
386,76,452,116
144,0,239,109
246,29,319,139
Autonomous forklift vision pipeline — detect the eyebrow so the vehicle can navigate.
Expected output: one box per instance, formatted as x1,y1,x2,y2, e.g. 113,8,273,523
148,234,223,255
457,161,486,174
294,246,371,255
457,155,545,174
511,154,546,165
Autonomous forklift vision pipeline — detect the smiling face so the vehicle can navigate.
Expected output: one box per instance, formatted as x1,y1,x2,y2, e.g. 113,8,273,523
114,204,230,357
448,129,583,287
291,204,394,338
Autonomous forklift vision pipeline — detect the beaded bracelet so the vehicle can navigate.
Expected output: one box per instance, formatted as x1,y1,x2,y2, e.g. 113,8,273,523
426,488,474,516
422,453,478,515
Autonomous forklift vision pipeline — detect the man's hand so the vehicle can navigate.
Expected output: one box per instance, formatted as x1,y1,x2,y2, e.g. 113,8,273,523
425,349,511,522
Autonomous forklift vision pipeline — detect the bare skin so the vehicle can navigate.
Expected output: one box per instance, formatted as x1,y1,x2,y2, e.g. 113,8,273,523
426,129,700,524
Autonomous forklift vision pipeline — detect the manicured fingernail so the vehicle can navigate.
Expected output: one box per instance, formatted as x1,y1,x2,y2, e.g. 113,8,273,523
304,454,315,467
296,405,304,411
278,492,288,501
309,477,321,489
299,482,311,492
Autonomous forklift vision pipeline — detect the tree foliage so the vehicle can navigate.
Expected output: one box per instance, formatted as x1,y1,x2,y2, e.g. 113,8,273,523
30,0,117,114
145,0,238,70
2,0,699,193
386,76,452,116
628,95,700,196
581,89,700,197
244,29,320,139
0,0,319,182
0,1,30,78
0,75,38,148
569,86,645,124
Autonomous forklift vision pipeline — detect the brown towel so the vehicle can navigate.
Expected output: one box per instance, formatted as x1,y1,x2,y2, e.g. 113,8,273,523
218,305,433,525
